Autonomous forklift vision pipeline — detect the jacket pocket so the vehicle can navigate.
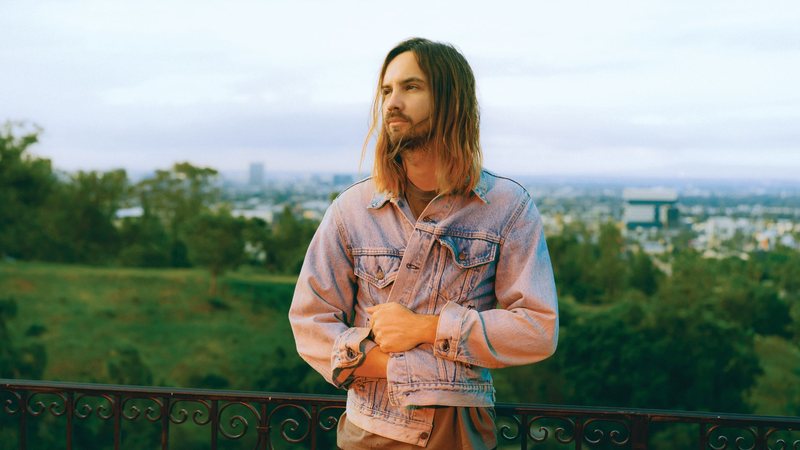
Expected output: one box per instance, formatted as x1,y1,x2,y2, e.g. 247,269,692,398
352,248,403,303
435,235,498,304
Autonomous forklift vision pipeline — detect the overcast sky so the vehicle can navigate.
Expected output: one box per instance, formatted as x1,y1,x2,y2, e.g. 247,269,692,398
2,0,799,181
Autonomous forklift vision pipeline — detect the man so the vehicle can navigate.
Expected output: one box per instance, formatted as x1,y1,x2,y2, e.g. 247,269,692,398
289,37,558,449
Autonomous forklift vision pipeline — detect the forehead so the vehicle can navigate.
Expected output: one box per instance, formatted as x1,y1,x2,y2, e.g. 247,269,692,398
382,51,426,84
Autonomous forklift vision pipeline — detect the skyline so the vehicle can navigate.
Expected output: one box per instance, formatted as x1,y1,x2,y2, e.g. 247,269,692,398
2,0,799,181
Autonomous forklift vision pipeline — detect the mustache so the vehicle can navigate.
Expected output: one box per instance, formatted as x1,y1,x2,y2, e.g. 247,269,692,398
384,111,413,123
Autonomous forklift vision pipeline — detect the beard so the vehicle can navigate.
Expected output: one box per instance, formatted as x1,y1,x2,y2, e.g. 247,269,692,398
386,116,432,154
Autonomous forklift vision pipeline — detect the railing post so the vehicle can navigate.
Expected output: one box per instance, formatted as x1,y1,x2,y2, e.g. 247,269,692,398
114,394,121,450
755,426,766,450
65,391,73,450
310,403,319,450
210,400,219,450
630,415,648,450
161,395,170,450
699,423,707,450
18,389,27,450
519,413,527,450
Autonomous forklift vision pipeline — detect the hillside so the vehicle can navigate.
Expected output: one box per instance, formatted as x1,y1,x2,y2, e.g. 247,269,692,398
0,262,302,391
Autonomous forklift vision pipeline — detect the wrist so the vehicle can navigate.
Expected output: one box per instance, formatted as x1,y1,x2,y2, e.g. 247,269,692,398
421,314,439,345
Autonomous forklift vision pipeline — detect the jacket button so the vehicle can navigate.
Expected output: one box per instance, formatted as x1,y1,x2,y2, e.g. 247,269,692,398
440,340,450,352
420,432,430,440
422,216,434,223
346,348,355,359
376,267,384,280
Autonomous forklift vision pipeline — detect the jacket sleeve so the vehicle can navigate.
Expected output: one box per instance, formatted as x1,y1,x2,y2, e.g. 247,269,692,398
433,193,559,368
288,201,376,389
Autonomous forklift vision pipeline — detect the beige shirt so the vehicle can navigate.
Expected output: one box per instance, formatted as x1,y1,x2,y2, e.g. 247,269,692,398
337,406,496,449
404,179,438,220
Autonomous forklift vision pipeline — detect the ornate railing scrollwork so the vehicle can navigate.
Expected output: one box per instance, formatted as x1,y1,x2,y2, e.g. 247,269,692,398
218,400,260,440
74,393,114,420
27,392,68,418
268,403,312,444
121,396,163,422
706,425,759,450
3,379,800,450
1,388,22,415
169,399,212,426
527,416,576,444
582,417,631,447
318,405,344,432
765,426,800,450
496,413,522,441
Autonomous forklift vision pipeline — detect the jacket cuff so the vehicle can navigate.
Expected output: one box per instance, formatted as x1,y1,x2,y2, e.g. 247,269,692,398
433,301,466,360
331,327,376,389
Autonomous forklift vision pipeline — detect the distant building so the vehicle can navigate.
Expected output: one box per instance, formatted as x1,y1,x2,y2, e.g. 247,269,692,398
249,163,265,186
333,174,355,187
623,188,679,229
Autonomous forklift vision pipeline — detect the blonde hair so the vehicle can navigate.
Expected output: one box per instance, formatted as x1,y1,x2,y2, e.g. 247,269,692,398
362,38,482,196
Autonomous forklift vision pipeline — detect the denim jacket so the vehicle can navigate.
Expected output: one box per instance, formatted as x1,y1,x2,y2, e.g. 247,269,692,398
289,170,559,447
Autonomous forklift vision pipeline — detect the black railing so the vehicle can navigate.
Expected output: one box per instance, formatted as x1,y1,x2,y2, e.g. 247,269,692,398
2,378,799,449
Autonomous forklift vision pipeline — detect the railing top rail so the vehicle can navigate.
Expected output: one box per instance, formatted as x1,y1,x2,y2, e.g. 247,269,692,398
3,378,800,428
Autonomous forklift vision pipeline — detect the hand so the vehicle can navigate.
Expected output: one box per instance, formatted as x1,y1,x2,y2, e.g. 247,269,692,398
353,347,389,378
366,302,438,353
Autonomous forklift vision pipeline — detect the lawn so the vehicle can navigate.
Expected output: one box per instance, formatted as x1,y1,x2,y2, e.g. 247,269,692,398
0,262,299,390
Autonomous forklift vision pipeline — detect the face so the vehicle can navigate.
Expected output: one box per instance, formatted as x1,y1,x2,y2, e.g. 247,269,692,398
381,51,432,150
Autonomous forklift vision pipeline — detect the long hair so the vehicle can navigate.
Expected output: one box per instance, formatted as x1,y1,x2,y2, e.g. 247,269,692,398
362,37,482,196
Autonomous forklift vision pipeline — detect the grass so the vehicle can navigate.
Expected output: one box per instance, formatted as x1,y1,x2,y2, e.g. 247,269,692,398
2,261,798,416
0,261,299,389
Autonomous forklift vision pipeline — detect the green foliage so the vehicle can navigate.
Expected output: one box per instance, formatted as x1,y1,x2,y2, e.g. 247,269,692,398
0,122,56,260
561,297,761,412
0,296,47,379
134,162,220,267
628,248,662,296
0,262,297,391
182,208,246,295
253,345,338,395
117,214,172,267
548,221,636,304
106,347,154,386
39,169,130,264
259,206,319,274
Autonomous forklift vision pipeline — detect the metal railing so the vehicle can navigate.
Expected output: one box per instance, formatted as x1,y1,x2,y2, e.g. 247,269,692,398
2,378,799,449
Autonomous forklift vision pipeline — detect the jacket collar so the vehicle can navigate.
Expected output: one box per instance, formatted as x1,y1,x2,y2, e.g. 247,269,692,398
367,171,490,209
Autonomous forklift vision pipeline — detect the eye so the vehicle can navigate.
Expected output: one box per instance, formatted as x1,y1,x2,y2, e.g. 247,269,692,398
381,88,392,96
406,84,419,91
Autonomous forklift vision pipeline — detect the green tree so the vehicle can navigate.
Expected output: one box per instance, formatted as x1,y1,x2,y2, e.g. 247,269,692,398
117,214,172,267
593,221,628,302
628,248,662,296
0,122,56,260
547,221,600,302
182,209,245,295
135,162,220,266
559,297,761,413
39,169,130,263
262,206,319,274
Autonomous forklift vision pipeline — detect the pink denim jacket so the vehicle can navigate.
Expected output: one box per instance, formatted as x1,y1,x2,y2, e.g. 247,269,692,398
289,170,559,447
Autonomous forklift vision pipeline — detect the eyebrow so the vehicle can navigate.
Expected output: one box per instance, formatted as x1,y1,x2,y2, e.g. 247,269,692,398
382,77,427,88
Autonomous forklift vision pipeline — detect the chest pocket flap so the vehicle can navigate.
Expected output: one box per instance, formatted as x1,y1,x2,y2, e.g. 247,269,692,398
353,249,403,289
438,235,498,269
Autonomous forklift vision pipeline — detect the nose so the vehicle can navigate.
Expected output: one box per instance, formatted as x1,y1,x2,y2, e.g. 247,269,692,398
384,89,402,112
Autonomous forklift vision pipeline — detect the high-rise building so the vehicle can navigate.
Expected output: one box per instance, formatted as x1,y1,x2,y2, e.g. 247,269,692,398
249,162,264,186
623,187,679,229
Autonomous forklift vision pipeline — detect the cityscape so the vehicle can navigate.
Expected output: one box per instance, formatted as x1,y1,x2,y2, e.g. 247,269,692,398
222,162,800,263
